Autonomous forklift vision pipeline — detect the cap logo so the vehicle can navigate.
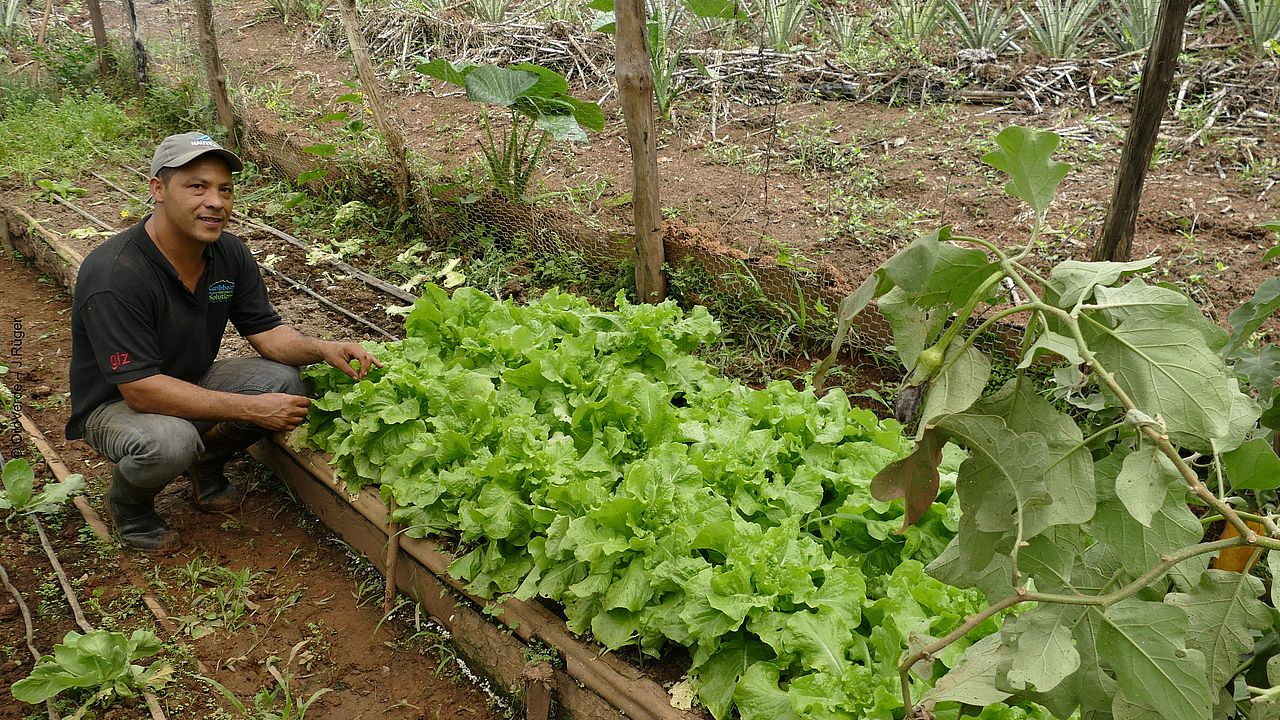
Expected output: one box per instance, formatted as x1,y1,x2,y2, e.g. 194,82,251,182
190,135,218,147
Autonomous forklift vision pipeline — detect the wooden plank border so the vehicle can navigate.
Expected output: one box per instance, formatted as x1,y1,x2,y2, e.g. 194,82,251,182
252,438,700,720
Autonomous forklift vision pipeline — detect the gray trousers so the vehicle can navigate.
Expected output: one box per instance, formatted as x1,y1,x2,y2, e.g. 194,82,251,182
82,358,306,490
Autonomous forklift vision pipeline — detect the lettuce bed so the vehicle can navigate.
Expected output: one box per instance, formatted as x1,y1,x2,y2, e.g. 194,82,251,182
300,286,1049,720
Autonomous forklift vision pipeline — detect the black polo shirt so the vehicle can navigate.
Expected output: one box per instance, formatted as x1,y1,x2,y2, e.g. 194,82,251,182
65,217,283,439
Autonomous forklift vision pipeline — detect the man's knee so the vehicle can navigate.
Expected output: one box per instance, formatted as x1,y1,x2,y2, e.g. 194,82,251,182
117,417,201,488
263,362,307,396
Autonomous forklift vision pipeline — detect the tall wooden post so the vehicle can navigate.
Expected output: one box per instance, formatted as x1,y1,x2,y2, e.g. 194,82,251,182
615,0,666,303
121,0,150,92
1091,0,1191,262
194,0,237,143
85,0,111,79
335,0,412,215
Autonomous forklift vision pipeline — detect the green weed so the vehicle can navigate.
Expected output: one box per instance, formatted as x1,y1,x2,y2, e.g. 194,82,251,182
0,90,146,182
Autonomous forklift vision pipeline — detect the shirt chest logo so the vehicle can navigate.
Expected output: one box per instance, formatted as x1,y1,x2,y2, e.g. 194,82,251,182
209,280,235,303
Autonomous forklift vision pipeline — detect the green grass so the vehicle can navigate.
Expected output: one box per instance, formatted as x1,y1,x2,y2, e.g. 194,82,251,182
0,89,148,183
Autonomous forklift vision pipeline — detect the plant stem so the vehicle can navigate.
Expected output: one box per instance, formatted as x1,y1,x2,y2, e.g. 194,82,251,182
898,536,1254,710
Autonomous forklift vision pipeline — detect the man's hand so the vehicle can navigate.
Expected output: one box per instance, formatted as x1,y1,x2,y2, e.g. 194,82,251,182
246,392,312,431
318,341,383,381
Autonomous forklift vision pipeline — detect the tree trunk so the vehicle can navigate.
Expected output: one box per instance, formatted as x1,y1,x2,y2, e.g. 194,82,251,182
85,0,111,79
615,0,666,303
1091,0,1191,261
121,0,149,93
193,0,238,144
334,0,413,217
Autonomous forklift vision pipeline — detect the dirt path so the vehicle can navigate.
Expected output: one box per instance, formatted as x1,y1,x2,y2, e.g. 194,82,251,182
0,251,502,720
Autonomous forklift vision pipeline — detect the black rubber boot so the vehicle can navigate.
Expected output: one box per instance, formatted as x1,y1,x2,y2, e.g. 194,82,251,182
186,422,262,513
106,470,180,552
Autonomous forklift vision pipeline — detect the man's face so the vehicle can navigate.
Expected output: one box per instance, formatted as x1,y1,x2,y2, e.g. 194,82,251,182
150,155,234,245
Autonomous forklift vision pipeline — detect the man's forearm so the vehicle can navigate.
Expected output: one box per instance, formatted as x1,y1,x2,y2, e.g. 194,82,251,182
118,374,259,423
246,325,327,366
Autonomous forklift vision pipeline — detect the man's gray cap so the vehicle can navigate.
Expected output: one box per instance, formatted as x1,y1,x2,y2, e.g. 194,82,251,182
149,132,244,177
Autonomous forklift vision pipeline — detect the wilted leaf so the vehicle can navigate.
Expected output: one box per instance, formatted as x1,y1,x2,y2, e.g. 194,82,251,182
871,429,946,531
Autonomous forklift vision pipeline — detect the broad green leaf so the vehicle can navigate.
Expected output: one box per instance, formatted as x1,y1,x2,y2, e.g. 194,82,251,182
1019,328,1083,368
2,458,34,510
1097,599,1212,720
921,634,1012,707
10,664,81,702
464,65,539,107
880,227,999,310
878,288,934,369
415,58,473,87
591,608,637,648
1166,569,1270,690
300,143,337,157
1091,488,1202,581
683,0,750,20
998,605,1080,693
937,413,1050,535
1234,344,1280,391
980,125,1071,216
510,63,569,98
590,11,616,32
565,97,605,132
695,633,772,720
585,0,612,10
1114,446,1180,527
1091,279,1189,319
1228,277,1280,353
870,429,945,531
30,473,85,514
915,344,991,435
534,112,588,143
1212,381,1263,456
733,662,798,720
782,610,854,675
1049,258,1158,309
1223,438,1280,491
974,379,1096,533
1085,311,1233,442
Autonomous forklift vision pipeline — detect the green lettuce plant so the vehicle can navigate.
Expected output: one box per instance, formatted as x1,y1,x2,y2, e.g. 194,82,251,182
414,60,604,201
301,285,1058,719
1,458,83,520
822,124,1280,719
11,629,172,717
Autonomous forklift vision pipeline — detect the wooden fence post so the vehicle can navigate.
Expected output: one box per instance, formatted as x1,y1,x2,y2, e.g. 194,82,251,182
193,0,238,144
1091,0,1191,262
615,0,666,303
121,0,149,93
85,0,111,79
334,0,413,216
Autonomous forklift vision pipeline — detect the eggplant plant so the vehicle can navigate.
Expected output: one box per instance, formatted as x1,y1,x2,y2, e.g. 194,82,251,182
820,125,1280,720
415,60,604,201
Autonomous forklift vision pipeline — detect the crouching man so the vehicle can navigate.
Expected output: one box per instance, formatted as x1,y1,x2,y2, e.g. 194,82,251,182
65,132,381,552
